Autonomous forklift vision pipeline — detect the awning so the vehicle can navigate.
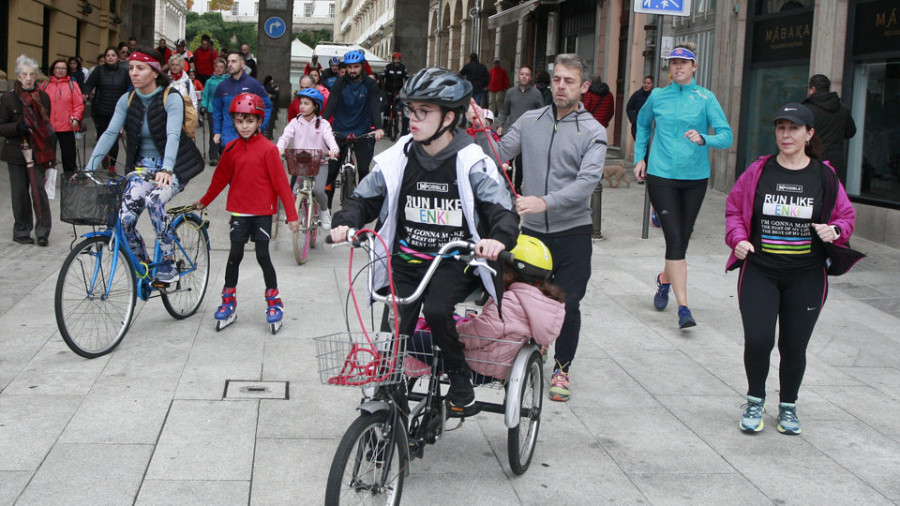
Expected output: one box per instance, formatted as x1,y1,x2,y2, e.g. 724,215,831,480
488,0,540,30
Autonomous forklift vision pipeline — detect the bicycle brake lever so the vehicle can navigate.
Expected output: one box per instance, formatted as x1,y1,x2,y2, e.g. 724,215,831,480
465,256,497,276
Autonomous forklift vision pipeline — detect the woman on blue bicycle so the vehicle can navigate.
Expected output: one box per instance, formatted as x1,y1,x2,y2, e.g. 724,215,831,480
330,67,519,410
85,47,204,285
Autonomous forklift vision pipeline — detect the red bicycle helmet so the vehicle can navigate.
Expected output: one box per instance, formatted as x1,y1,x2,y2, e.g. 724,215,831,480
392,52,402,59
229,92,266,123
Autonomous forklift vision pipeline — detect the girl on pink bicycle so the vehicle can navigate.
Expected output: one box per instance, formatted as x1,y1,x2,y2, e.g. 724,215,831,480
276,87,339,228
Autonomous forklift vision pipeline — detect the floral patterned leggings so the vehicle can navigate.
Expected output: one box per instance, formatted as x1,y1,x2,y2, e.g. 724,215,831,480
119,158,181,263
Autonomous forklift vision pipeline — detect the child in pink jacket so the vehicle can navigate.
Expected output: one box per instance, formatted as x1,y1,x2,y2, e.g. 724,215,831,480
276,88,339,228
407,235,566,382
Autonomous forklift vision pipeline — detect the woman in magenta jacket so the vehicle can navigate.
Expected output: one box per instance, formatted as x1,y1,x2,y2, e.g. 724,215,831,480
725,103,856,436
43,59,85,176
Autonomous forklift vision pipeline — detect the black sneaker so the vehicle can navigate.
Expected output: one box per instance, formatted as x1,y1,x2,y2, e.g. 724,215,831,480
446,367,475,408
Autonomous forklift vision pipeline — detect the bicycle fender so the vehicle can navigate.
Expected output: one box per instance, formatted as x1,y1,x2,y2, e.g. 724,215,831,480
504,345,539,429
358,399,390,415
81,230,113,240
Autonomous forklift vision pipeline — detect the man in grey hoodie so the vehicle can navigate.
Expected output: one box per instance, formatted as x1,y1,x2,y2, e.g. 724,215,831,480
491,53,607,402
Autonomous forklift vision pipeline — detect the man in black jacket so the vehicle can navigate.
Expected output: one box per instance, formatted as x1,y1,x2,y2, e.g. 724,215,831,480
460,53,489,108
802,74,857,183
321,50,385,210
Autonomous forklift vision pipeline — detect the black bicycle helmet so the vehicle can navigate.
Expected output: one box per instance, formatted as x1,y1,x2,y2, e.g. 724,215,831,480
399,67,472,109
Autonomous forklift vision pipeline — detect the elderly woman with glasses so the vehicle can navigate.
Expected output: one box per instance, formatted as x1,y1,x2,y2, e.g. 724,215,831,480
0,55,56,246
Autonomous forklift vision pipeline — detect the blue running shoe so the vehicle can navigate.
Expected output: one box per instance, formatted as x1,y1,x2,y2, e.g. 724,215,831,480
651,208,661,228
740,396,765,433
678,305,696,328
777,402,802,435
653,273,671,310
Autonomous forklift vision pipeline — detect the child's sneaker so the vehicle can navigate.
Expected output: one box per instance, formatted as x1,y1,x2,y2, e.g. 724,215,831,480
653,273,671,310
446,366,475,408
740,395,765,433
678,305,696,328
777,402,802,435
320,209,332,229
549,369,570,402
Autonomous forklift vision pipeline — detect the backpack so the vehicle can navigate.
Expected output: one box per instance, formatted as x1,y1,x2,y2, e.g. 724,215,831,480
41,79,74,93
128,87,198,139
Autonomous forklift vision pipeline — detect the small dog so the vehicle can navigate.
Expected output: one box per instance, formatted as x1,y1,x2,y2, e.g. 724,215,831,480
604,161,630,188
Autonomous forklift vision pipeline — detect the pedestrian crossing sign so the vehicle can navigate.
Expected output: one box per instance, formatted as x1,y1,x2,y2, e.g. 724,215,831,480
634,0,692,16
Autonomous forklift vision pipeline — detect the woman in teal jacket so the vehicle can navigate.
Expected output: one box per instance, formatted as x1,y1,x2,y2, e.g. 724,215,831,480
633,43,733,328
200,57,226,164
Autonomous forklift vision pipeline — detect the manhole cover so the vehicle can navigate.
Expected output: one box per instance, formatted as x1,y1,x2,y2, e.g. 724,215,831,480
223,380,289,400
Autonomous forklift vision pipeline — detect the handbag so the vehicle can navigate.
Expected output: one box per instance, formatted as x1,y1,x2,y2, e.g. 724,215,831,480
822,241,865,276
44,167,57,200
819,162,865,276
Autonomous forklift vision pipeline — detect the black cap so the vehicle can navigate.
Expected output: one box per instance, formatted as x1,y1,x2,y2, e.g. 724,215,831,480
773,103,814,128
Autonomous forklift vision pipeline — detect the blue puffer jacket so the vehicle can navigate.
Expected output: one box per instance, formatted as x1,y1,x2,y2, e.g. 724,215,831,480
634,79,732,180
212,73,273,145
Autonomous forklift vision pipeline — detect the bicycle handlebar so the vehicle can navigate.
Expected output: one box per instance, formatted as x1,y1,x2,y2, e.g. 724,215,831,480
330,230,516,307
333,131,378,143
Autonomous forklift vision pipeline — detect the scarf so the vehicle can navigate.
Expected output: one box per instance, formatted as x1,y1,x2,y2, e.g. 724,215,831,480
15,81,56,169
171,71,184,81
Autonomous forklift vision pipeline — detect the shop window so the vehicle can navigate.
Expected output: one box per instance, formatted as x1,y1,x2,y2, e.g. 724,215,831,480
739,65,810,167
846,59,900,203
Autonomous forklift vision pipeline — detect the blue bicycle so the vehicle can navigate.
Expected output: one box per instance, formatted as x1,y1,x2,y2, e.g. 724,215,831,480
54,173,211,358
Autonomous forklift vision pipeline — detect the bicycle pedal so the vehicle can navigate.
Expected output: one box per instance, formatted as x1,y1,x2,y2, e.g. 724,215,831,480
447,403,480,418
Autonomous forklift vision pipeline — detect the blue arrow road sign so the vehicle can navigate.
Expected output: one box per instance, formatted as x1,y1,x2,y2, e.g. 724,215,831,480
264,17,286,39
634,0,692,16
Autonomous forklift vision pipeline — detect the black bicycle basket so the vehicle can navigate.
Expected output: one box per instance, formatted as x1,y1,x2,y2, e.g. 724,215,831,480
60,171,124,227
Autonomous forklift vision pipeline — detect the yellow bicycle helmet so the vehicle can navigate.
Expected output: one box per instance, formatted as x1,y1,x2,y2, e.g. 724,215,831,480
510,235,553,280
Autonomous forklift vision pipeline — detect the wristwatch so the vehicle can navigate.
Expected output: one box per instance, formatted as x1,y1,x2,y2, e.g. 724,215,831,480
831,225,841,238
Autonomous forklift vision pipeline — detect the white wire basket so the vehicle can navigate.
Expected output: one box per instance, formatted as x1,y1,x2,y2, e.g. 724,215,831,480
315,332,416,387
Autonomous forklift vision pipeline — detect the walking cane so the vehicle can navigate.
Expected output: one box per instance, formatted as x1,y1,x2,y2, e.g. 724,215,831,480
22,140,44,224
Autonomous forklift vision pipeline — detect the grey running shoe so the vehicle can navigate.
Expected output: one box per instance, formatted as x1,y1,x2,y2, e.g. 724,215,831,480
740,395,765,433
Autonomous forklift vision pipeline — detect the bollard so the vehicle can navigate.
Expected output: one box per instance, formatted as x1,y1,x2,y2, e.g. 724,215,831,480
590,182,603,239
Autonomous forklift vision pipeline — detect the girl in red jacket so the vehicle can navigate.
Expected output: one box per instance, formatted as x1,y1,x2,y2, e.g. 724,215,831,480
193,93,299,334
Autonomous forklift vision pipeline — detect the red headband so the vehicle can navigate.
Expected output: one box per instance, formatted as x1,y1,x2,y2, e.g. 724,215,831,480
128,52,162,72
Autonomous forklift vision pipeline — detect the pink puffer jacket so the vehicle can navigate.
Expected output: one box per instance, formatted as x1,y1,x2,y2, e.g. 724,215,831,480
41,76,84,133
457,282,565,380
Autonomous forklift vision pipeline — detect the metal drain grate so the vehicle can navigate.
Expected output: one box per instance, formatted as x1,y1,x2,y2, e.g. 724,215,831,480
223,380,289,400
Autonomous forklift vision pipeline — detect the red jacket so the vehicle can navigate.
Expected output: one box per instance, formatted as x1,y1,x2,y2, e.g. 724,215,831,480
41,76,84,133
193,46,219,76
582,89,614,127
725,155,856,271
199,132,298,220
488,66,509,92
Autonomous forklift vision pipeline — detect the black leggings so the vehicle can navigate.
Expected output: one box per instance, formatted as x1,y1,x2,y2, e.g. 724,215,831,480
224,241,277,290
738,261,828,403
93,113,120,168
646,175,708,260
326,136,375,210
